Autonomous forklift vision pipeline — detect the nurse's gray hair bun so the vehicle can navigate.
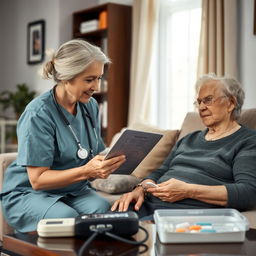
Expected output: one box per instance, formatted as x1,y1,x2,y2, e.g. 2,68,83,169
40,48,56,80
40,39,110,83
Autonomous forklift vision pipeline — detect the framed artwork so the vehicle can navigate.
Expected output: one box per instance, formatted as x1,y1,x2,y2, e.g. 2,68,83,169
27,20,45,64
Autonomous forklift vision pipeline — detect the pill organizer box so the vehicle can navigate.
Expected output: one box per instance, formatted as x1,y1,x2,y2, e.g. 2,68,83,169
153,208,249,243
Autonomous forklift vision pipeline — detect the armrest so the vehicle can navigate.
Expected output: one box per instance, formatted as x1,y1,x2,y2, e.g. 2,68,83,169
0,152,17,190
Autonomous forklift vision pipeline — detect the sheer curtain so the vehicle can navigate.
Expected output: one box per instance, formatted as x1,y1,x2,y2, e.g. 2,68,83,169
197,0,238,77
128,0,159,126
150,0,202,129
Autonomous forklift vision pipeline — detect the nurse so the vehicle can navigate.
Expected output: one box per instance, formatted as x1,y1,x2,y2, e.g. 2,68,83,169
0,39,126,232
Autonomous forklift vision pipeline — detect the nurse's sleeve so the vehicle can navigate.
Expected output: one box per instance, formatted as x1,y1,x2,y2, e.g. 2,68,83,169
16,109,56,167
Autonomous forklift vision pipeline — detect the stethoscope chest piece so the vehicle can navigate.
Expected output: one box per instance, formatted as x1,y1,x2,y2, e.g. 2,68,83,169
77,147,88,160
51,86,97,161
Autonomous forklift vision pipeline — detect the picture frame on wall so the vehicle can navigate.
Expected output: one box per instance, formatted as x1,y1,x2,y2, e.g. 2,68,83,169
27,20,45,64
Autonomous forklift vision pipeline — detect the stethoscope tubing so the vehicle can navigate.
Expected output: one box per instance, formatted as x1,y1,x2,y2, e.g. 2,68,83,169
51,86,98,159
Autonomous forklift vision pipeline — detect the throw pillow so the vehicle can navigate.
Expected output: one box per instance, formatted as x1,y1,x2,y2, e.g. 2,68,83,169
90,174,140,194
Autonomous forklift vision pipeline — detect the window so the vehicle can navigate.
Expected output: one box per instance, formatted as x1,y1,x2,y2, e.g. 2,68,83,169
150,0,202,129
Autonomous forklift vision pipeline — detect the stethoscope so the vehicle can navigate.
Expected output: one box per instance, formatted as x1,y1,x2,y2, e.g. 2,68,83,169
51,86,98,160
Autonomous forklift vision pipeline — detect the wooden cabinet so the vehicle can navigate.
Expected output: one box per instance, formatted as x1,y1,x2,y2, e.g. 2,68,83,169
73,3,131,145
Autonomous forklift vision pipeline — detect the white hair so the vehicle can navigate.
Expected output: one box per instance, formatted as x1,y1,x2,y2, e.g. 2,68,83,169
195,73,245,120
41,39,110,82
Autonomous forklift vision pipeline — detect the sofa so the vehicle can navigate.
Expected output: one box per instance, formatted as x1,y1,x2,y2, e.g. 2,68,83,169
1,109,256,240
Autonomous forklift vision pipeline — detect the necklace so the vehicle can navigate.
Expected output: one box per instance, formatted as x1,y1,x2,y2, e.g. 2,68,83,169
205,123,240,141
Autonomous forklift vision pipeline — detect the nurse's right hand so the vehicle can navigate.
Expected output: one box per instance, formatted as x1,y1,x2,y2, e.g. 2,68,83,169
84,155,126,179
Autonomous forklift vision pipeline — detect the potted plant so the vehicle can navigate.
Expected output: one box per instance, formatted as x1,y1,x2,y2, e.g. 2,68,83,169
0,83,37,119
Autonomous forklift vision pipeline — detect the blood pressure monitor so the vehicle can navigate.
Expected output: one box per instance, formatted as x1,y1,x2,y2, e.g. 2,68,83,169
37,212,139,238
37,218,75,237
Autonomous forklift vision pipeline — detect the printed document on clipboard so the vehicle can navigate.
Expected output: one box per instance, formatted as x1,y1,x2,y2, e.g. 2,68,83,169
104,129,163,175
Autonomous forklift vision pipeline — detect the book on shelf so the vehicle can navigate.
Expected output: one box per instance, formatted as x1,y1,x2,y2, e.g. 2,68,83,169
80,19,98,27
80,19,98,33
80,25,98,34
99,11,107,29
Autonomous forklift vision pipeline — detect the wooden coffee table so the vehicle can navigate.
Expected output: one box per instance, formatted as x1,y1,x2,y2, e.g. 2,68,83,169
2,222,256,256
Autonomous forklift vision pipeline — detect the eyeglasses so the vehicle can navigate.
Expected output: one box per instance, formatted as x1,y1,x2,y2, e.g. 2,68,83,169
194,95,227,108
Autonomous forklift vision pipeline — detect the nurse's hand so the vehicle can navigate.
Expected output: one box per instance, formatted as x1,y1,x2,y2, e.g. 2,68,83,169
84,155,126,179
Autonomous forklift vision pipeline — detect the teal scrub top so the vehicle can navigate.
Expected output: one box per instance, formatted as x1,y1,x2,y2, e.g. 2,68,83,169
1,89,105,197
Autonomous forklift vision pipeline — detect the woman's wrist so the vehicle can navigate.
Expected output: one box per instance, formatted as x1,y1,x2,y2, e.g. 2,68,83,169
133,183,146,196
80,165,93,180
133,182,143,190
186,183,197,199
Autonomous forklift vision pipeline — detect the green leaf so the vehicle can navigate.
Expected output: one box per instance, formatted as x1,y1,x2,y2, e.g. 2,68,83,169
0,83,37,118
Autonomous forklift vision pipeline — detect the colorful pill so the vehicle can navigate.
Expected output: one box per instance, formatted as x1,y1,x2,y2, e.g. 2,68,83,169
175,227,186,232
189,225,202,231
196,222,212,226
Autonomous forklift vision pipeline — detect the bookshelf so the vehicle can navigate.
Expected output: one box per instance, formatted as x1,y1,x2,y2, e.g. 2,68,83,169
73,3,131,145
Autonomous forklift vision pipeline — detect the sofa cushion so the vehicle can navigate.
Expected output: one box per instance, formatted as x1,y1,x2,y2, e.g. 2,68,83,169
90,174,139,194
0,152,17,240
239,108,256,130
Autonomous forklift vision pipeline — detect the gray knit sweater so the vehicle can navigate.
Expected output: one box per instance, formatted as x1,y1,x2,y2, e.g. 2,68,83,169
147,126,256,211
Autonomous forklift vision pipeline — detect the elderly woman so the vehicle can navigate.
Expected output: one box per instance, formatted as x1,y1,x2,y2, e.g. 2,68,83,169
111,73,256,218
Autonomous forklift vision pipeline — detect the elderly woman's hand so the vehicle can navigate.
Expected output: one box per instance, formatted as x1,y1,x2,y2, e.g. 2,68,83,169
111,186,145,212
147,178,192,202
